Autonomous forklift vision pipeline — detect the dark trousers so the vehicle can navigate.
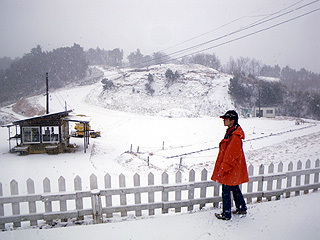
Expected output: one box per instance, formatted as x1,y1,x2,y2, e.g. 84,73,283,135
222,184,247,218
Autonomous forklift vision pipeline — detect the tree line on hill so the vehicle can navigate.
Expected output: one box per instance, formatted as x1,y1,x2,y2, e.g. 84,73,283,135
228,74,320,120
0,44,319,119
0,44,88,105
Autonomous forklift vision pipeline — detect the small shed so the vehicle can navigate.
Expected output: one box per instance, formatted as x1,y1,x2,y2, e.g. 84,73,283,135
254,107,276,118
3,110,91,155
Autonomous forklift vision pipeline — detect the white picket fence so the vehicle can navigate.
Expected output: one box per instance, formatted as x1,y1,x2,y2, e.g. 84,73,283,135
0,159,319,229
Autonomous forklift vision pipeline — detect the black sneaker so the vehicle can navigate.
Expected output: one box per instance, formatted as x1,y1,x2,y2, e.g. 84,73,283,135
232,210,247,215
215,213,231,220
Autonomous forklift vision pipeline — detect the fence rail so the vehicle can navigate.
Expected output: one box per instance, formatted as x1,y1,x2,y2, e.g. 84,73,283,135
0,159,319,229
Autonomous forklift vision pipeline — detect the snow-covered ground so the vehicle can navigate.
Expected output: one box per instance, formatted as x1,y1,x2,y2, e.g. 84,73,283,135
1,64,320,239
1,191,319,240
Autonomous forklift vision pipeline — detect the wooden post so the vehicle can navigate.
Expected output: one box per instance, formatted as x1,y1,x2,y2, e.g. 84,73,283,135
148,172,155,216
162,172,169,214
58,176,67,222
304,160,311,194
27,178,37,226
247,164,254,204
313,159,320,192
90,174,98,190
43,177,52,225
267,163,274,201
286,161,293,198
200,169,207,209
295,161,302,196
91,189,103,224
0,182,4,229
213,183,220,208
46,72,49,114
104,174,113,218
188,169,195,212
257,164,264,202
276,162,283,200
119,174,127,217
10,180,21,227
175,171,182,213
134,174,142,217
74,175,84,221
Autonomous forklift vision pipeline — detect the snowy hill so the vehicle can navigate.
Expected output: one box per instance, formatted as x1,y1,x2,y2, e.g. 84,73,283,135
85,64,234,117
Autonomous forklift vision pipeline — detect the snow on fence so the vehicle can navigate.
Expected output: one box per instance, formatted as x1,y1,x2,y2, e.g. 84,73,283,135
0,159,319,229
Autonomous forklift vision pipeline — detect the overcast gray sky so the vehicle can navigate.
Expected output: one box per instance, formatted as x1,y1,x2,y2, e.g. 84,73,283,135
1,0,319,73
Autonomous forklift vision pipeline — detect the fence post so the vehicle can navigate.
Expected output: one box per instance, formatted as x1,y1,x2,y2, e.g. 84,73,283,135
200,169,207,209
295,161,302,196
43,177,52,225
175,171,182,213
91,189,103,224
10,180,21,228
148,172,155,216
276,162,283,200
104,173,113,218
134,173,142,217
74,175,84,221
58,176,67,222
304,160,311,194
247,164,254,204
188,169,195,212
286,161,293,198
0,182,4,229
90,174,98,190
257,164,264,202
313,159,320,192
267,163,274,201
26,178,37,226
119,174,127,217
162,172,169,214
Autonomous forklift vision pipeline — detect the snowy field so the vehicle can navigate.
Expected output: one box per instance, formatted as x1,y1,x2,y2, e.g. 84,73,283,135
1,65,320,239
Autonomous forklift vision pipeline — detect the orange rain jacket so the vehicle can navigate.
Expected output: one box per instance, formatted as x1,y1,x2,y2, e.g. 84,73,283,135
211,125,249,186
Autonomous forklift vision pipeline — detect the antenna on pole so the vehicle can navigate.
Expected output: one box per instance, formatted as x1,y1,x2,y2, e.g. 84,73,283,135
46,72,49,114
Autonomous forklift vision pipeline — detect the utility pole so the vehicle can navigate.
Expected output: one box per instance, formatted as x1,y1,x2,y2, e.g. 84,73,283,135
46,72,49,114
258,87,261,118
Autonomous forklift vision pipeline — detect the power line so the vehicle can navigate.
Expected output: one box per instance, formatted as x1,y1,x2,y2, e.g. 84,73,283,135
160,0,320,62
126,0,319,69
162,7,320,64
161,0,305,53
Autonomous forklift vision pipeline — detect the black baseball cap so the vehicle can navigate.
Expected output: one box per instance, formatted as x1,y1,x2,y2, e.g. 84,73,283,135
220,110,238,121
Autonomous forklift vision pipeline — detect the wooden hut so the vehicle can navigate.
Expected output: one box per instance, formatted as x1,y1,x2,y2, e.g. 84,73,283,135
3,110,90,155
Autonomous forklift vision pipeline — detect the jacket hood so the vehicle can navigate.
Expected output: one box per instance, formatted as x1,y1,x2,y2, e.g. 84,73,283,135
233,125,245,140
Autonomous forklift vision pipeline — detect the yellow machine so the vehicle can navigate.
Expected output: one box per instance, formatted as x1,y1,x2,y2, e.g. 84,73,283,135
74,123,101,138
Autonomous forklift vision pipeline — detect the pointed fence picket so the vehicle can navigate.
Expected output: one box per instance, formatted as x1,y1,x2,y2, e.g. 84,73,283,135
0,159,320,230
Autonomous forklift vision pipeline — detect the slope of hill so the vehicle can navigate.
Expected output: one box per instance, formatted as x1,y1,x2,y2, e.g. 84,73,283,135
87,64,234,117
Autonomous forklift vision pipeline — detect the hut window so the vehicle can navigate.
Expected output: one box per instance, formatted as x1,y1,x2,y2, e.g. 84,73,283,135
22,127,40,143
266,109,274,114
42,126,59,143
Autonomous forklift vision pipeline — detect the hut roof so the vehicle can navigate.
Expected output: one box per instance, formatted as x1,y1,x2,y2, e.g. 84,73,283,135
12,110,72,126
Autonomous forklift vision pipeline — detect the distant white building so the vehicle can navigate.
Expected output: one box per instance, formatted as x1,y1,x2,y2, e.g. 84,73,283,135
254,107,276,118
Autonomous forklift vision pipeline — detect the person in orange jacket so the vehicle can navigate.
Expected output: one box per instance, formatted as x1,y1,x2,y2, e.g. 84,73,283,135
211,110,249,220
